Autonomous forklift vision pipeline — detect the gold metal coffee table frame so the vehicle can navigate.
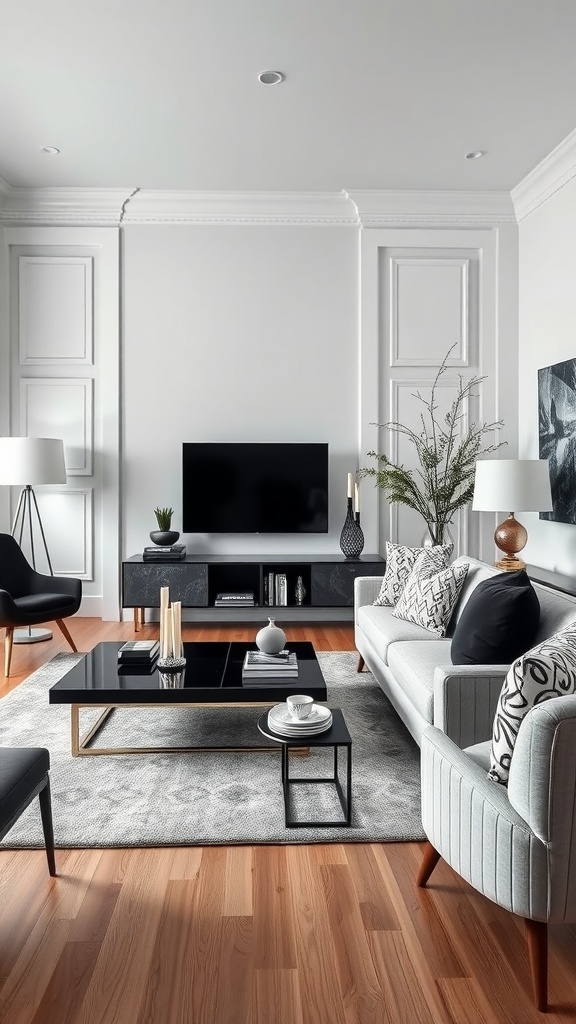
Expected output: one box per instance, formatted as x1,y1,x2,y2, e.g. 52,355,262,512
70,700,298,757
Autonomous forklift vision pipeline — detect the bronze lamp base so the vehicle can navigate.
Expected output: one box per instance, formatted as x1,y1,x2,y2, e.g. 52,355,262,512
494,513,528,571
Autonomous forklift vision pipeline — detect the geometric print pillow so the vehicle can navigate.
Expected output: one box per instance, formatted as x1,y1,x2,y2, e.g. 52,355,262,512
392,560,469,637
373,541,452,607
488,623,576,786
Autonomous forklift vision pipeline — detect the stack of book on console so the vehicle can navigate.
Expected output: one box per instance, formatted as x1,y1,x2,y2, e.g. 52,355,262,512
242,649,298,683
142,544,186,562
117,640,160,666
214,592,255,607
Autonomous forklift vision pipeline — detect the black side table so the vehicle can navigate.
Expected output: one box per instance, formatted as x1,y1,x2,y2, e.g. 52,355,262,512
257,708,352,828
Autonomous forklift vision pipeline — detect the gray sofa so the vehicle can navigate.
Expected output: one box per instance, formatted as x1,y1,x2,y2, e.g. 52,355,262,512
354,555,576,748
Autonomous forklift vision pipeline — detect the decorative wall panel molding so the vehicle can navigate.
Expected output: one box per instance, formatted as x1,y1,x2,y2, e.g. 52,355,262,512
35,488,93,579
18,256,93,364
511,126,576,222
389,257,469,366
20,377,93,476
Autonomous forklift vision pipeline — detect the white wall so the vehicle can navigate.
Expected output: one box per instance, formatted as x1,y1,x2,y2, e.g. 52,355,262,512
122,224,361,558
518,174,576,572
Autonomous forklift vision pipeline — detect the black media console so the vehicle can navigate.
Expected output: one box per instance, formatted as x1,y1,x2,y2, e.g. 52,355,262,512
122,552,385,630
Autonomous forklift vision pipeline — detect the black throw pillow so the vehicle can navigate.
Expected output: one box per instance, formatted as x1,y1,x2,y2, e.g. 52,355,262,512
450,569,540,665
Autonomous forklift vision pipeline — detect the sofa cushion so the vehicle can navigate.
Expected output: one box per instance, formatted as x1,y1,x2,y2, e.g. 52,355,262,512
451,569,540,665
393,562,469,637
387,640,452,724
489,623,576,786
357,604,437,664
373,541,451,607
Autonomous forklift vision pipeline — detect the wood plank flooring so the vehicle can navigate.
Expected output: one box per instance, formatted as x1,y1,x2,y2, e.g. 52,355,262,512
1,618,575,1023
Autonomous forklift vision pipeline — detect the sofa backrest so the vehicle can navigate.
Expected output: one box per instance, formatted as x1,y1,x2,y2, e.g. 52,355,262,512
449,556,500,629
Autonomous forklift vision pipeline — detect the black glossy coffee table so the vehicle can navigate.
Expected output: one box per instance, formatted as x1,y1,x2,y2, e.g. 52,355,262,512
49,641,327,757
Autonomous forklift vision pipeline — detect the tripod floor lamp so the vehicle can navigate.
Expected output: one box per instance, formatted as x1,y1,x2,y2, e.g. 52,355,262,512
0,436,67,643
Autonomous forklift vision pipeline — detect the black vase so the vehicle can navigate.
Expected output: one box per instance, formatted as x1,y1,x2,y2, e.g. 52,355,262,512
339,500,364,559
150,530,180,546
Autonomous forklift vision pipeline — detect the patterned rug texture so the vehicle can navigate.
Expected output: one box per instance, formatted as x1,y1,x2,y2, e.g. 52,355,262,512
0,651,425,847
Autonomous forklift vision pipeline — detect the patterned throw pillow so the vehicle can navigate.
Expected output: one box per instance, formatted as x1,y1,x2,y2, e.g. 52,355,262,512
392,560,469,637
489,624,576,786
373,541,452,607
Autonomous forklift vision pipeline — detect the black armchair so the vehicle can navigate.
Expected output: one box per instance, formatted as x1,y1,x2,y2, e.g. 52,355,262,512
0,533,81,676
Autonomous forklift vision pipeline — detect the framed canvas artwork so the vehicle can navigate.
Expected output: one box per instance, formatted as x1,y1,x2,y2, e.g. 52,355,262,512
538,356,576,524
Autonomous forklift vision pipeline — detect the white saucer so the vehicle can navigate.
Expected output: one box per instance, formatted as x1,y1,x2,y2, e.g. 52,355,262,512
267,703,333,737
266,714,333,738
269,703,331,728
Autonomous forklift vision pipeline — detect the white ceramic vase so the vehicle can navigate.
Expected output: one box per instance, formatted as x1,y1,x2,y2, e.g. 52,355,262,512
255,617,286,654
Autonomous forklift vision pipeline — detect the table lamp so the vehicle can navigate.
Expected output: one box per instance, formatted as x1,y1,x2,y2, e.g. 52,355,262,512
472,458,552,570
0,436,67,642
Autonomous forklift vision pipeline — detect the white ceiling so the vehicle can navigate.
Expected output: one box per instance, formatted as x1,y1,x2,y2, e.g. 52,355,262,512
1,0,575,194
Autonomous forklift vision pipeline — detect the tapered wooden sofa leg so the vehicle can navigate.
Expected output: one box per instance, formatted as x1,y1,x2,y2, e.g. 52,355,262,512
416,841,441,887
357,654,365,672
4,626,14,677
525,919,548,1012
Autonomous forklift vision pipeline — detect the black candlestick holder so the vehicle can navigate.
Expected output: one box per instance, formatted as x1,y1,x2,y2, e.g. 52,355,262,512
339,499,364,559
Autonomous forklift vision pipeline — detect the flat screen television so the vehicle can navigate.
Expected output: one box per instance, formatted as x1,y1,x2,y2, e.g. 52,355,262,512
182,442,329,534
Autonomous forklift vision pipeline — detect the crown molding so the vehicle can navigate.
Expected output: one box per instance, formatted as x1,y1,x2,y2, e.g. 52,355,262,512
122,190,358,225
511,128,576,222
346,189,515,226
0,185,134,225
0,183,518,228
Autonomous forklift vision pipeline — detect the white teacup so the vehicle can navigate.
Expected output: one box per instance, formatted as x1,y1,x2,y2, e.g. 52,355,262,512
286,694,314,720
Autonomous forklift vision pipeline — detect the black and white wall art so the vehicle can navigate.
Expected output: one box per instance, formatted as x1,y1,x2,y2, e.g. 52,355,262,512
538,356,576,524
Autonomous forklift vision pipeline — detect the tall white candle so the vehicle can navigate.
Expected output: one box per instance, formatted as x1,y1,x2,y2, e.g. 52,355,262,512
354,482,359,515
160,587,170,656
347,472,353,498
163,607,173,659
172,600,182,657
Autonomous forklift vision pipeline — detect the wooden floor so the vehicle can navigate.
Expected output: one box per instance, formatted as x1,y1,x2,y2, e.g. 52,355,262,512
1,619,575,1024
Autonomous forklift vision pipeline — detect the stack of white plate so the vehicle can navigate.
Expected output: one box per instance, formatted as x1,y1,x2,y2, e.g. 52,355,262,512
268,703,333,737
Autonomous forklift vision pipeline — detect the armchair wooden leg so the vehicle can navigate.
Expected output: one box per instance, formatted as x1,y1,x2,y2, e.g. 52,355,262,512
55,619,78,653
525,919,548,1012
357,654,365,672
38,777,57,877
4,626,14,677
416,841,441,887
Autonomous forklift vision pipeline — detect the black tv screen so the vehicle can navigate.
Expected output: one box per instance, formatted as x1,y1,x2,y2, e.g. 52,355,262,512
182,442,329,534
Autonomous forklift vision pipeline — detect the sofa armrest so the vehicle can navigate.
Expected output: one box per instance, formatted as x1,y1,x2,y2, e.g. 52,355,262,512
433,664,509,747
354,576,383,619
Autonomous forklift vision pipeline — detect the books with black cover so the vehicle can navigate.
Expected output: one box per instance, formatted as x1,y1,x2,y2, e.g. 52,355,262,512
143,545,185,554
118,640,160,661
242,650,298,678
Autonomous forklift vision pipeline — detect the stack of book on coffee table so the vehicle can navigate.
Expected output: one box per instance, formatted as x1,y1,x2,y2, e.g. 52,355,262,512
242,649,298,682
117,640,160,666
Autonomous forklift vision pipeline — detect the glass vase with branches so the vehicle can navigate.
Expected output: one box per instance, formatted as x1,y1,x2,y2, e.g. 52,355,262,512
361,350,506,546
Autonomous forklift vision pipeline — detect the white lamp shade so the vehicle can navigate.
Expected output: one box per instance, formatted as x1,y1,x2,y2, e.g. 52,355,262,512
0,436,67,485
472,459,552,513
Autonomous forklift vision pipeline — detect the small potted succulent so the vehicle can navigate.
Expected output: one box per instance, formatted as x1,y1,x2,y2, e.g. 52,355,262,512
150,507,180,546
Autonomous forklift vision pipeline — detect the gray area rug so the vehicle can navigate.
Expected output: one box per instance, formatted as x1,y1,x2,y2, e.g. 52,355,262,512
0,651,425,847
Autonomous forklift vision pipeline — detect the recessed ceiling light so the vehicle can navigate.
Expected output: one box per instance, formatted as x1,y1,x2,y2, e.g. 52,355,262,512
258,70,284,85
41,146,60,155
465,150,485,160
